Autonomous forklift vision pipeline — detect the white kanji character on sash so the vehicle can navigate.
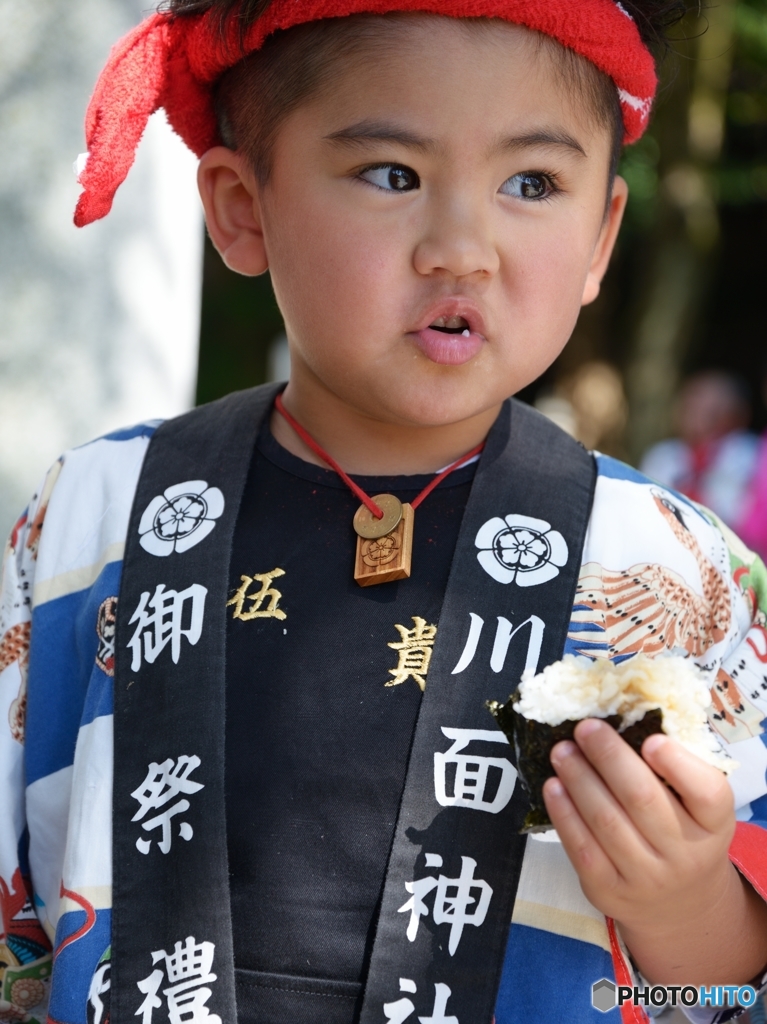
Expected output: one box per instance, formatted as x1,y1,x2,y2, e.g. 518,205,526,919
385,996,416,1024
450,612,544,677
162,938,220,1024
165,984,220,1024
434,727,517,814
128,583,207,671
383,980,459,1024
136,969,164,1024
136,937,221,1024
131,755,204,854
418,983,459,1024
399,854,493,954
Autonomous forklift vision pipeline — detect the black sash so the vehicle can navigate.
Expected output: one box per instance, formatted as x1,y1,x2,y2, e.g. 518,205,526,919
111,386,595,1023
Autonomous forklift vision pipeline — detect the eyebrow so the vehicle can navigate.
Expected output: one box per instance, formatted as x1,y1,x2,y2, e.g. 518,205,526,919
324,120,438,154
491,129,587,158
325,120,587,159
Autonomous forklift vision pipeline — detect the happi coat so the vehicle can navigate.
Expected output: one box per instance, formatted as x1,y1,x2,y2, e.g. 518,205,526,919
2,388,767,1024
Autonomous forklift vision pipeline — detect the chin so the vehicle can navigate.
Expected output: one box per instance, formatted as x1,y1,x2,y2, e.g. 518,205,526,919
380,377,511,428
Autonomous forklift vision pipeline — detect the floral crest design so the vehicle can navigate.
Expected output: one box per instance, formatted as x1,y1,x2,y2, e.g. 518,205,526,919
138,480,225,557
475,514,568,586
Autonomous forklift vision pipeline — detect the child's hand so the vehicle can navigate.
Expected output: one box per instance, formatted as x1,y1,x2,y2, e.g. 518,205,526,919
542,719,767,985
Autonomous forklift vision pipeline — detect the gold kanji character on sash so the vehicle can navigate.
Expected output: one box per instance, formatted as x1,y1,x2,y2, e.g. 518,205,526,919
227,568,287,621
386,616,437,691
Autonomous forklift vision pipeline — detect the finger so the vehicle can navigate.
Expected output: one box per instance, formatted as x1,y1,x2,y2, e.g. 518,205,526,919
550,736,658,873
542,775,620,889
641,733,735,836
572,719,688,849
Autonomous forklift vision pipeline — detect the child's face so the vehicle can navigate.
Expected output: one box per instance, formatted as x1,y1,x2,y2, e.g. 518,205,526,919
201,17,627,429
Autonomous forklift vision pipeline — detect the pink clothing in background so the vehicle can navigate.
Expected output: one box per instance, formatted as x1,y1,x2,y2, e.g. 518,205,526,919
738,433,767,561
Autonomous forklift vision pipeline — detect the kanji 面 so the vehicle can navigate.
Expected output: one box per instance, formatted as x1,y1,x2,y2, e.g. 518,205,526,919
433,727,517,813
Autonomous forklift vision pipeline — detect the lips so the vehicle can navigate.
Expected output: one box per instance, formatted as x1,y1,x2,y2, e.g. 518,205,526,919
411,302,487,366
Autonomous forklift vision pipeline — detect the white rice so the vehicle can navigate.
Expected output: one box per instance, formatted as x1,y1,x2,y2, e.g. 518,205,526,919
513,653,736,773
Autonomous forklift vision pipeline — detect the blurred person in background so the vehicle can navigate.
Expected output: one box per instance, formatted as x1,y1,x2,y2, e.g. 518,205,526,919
640,370,759,527
737,368,767,561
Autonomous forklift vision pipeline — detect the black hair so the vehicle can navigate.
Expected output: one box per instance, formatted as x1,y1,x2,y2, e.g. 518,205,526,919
162,0,690,54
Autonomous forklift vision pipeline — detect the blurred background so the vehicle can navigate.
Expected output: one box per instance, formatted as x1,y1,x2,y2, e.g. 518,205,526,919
0,0,202,539
1,0,767,549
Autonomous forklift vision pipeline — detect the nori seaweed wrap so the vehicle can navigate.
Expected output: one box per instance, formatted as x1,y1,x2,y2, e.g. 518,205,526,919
487,696,662,832
486,653,734,834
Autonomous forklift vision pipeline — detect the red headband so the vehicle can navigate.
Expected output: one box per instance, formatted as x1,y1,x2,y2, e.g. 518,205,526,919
74,0,657,227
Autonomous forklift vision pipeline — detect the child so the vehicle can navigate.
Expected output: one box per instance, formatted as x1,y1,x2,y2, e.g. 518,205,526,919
2,2,767,1023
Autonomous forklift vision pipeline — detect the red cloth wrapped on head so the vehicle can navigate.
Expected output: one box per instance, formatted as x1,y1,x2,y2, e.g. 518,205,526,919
74,0,658,227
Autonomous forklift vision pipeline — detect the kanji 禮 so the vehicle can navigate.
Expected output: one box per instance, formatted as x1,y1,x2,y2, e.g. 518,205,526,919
398,854,493,955
433,727,517,814
132,755,204,855
136,937,221,1024
128,583,207,671
384,979,459,1024
387,616,438,691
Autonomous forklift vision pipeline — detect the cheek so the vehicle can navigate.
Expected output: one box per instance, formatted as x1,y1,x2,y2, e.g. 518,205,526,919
265,190,405,353
498,216,595,334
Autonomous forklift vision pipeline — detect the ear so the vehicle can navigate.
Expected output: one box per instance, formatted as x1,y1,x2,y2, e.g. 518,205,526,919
581,175,629,306
197,147,268,276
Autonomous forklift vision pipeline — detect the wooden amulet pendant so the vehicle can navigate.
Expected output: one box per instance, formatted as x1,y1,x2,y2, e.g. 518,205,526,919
353,494,414,587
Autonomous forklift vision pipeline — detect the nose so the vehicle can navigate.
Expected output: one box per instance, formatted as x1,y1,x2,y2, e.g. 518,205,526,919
413,195,500,280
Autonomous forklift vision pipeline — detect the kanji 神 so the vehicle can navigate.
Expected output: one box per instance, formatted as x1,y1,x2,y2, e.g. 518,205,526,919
387,616,438,691
398,854,493,955
128,583,207,671
131,755,204,855
227,568,286,621
383,979,459,1024
136,937,221,1024
433,727,517,813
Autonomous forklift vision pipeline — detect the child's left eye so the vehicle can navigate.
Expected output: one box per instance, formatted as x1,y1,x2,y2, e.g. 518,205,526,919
499,173,555,200
358,164,421,192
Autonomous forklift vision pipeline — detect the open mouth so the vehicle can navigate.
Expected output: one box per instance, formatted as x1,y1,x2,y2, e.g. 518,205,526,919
428,315,471,337
414,311,483,365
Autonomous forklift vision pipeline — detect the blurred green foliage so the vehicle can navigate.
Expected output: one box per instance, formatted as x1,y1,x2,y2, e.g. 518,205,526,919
195,235,284,405
621,1,767,219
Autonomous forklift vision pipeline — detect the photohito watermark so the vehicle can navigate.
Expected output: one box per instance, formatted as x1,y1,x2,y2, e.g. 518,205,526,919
591,979,758,1013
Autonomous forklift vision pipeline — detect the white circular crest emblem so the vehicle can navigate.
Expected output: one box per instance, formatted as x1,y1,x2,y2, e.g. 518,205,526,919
474,514,568,586
138,480,225,557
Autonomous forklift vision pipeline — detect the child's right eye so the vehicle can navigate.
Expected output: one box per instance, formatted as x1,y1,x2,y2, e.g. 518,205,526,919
358,164,421,192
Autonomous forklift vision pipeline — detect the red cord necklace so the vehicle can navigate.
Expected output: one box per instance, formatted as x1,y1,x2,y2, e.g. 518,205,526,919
274,393,484,587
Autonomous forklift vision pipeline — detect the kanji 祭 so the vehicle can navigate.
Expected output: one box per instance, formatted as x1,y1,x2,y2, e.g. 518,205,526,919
398,854,493,955
383,980,459,1024
127,583,207,671
136,937,221,1024
131,755,204,854
386,616,438,691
